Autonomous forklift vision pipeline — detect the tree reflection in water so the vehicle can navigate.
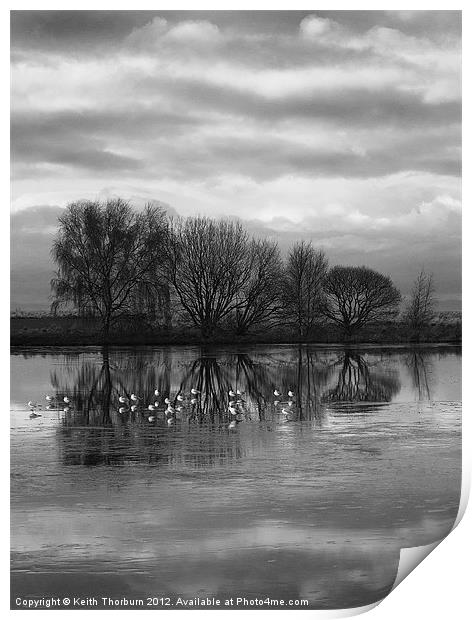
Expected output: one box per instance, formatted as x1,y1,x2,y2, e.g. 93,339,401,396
50,347,401,466
405,349,433,401
50,347,334,425
322,351,400,403
173,351,329,424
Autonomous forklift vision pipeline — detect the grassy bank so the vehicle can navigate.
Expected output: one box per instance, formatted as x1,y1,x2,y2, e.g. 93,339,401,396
10,314,461,347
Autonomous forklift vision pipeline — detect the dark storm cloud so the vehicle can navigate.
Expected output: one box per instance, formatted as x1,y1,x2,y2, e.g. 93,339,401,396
212,136,461,180
12,138,142,173
134,131,458,182
134,74,460,130
10,108,199,177
11,10,461,52
11,108,201,143
10,11,155,54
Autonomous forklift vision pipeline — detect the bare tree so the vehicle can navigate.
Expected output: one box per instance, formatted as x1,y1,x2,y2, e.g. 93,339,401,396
233,238,283,335
322,266,401,337
166,217,252,337
406,349,432,400
51,199,169,339
283,242,328,337
322,352,400,402
403,269,436,339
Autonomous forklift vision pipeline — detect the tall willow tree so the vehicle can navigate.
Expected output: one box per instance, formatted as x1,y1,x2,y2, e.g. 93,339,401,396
51,199,169,339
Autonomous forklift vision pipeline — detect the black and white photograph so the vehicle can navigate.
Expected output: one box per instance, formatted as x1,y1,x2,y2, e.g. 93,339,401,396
10,8,462,611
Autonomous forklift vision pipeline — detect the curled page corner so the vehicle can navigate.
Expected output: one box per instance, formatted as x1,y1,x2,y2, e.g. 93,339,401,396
392,539,442,591
452,472,470,530
390,474,469,594
336,601,381,618
289,600,381,619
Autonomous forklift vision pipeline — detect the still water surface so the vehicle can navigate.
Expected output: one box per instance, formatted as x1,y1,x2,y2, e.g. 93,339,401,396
11,344,461,609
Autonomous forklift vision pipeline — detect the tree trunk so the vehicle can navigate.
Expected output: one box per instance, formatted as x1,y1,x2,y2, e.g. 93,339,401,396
201,321,214,340
103,313,112,344
343,323,353,342
162,284,172,331
234,322,248,337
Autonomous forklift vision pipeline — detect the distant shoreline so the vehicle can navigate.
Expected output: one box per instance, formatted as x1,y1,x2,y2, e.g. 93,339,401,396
11,315,461,348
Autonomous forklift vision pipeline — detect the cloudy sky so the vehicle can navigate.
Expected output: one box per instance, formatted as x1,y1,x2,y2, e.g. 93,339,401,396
11,10,461,311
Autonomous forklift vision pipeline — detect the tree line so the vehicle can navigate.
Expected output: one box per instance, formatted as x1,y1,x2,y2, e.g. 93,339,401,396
51,199,436,341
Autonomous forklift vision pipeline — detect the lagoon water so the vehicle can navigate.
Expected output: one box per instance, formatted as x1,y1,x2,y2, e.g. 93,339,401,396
10,344,461,609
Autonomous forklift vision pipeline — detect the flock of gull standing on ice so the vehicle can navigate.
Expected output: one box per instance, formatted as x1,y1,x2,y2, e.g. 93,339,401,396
27,388,297,429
